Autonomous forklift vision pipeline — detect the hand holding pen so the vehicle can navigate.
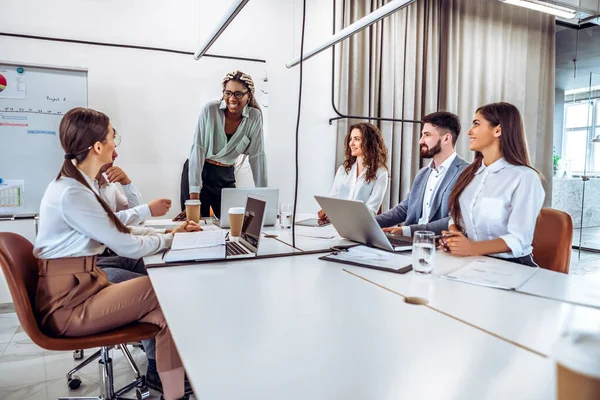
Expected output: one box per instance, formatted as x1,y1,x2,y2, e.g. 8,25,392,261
438,229,474,256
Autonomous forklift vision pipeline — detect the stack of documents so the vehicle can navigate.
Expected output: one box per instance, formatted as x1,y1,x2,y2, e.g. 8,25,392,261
320,245,412,273
443,258,539,290
164,230,226,263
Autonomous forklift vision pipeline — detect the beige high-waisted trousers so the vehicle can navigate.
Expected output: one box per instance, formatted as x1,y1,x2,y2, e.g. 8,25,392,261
35,255,182,372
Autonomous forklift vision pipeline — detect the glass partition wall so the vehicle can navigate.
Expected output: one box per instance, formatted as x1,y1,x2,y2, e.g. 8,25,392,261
554,22,600,260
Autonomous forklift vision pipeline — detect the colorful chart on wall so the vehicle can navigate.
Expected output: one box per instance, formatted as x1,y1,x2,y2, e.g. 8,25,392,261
0,74,7,93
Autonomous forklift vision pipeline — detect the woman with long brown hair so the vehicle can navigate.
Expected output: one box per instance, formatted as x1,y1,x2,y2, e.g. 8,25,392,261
33,107,198,400
441,102,544,267
318,122,389,222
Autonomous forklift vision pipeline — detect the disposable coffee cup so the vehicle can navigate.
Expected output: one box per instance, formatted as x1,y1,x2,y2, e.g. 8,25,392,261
552,329,600,399
229,207,245,237
185,200,201,223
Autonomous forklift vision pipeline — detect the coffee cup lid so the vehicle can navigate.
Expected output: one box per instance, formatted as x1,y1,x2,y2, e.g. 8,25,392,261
228,207,245,214
551,331,600,378
185,200,200,205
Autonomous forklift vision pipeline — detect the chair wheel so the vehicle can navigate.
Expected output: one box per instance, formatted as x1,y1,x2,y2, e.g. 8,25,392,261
72,349,84,360
67,375,82,390
136,386,150,400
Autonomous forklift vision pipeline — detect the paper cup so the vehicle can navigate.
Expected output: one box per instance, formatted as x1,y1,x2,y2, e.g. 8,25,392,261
185,200,201,223
552,330,600,399
229,207,245,237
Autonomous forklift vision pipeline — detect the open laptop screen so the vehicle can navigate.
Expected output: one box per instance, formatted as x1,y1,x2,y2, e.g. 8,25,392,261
240,195,266,248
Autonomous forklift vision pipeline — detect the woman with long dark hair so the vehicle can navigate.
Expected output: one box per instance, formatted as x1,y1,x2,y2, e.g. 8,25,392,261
188,70,267,219
442,102,544,267
34,107,198,400
318,122,389,221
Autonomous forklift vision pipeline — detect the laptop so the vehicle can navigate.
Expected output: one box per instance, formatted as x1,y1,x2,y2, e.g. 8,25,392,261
225,194,267,259
314,195,413,252
217,188,279,228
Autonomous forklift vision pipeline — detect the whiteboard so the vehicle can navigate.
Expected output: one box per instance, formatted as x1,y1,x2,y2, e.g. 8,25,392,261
0,62,87,216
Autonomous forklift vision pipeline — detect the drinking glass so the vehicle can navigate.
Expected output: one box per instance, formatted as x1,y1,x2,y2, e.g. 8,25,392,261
279,203,293,229
412,231,436,274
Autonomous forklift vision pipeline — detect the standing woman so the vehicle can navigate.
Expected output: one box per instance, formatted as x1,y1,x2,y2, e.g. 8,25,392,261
442,102,545,267
33,108,194,400
318,122,389,221
189,70,267,218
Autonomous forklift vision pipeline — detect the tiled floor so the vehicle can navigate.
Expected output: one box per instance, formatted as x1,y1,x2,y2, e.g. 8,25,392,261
0,312,196,399
1,250,600,399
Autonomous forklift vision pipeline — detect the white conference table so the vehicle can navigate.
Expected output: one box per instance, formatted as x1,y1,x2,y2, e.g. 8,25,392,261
262,223,354,252
345,250,600,357
148,254,555,400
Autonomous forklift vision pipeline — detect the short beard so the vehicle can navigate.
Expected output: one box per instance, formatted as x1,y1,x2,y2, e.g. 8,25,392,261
420,139,442,158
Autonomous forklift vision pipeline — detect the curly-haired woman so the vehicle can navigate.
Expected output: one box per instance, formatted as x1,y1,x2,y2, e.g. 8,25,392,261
318,122,389,221
188,70,267,218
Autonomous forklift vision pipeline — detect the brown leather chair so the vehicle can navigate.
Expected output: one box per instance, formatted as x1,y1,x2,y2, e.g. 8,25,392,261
532,208,573,274
0,232,160,400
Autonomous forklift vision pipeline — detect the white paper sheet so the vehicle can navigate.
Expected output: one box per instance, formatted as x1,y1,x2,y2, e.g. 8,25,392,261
171,230,226,250
327,245,412,271
443,258,539,290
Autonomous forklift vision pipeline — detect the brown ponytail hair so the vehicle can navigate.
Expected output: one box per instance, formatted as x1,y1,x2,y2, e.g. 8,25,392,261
57,107,129,234
448,102,540,232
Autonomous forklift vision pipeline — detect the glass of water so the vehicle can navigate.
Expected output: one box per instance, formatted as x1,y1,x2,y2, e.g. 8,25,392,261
279,203,293,229
412,231,436,274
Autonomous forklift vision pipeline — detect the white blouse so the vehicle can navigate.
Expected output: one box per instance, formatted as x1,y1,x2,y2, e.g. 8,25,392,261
450,157,545,258
93,180,150,226
34,173,172,260
329,163,388,214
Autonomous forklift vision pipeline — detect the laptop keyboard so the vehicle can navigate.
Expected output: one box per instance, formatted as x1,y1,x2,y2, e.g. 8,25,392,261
387,236,413,248
226,241,250,256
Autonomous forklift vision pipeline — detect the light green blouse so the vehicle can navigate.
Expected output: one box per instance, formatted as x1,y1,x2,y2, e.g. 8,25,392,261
189,100,267,193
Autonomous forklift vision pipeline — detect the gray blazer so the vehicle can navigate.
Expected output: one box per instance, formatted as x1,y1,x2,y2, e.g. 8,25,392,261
376,155,470,235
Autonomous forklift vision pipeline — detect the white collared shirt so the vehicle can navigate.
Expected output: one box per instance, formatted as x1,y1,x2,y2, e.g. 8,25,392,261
330,163,388,214
34,173,172,260
450,157,545,258
400,152,457,237
93,180,151,226
421,152,457,223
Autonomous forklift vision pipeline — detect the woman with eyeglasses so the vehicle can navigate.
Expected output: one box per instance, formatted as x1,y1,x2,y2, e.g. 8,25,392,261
34,107,199,400
188,70,267,218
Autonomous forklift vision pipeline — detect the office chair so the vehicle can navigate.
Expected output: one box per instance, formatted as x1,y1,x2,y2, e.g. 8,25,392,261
180,159,190,213
179,158,215,218
0,232,159,400
532,208,573,274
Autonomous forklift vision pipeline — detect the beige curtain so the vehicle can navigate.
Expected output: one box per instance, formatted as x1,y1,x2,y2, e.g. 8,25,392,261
335,0,441,210
335,0,555,207
439,0,555,203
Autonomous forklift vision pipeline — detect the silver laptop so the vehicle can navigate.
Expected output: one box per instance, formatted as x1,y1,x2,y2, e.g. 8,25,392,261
217,188,278,228
314,195,413,252
225,194,267,259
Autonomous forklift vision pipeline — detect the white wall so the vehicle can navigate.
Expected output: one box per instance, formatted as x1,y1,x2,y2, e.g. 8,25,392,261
1,0,337,215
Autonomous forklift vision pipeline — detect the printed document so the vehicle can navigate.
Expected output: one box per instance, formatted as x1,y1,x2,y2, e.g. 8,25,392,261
443,258,539,290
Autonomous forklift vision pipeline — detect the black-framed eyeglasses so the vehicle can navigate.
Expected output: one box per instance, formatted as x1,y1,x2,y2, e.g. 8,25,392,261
223,90,249,99
113,132,121,147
